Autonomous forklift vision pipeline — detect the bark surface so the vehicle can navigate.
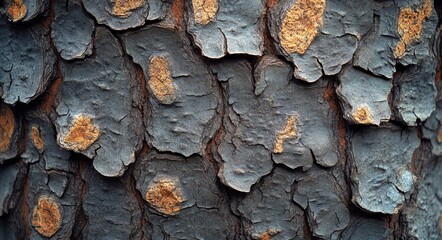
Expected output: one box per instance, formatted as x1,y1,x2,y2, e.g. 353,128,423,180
0,0,441,239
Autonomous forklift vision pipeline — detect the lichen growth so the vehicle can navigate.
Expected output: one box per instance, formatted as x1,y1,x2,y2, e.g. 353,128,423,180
148,56,177,105
31,126,45,151
62,115,100,151
395,0,432,58
279,0,326,55
7,0,27,22
0,103,15,152
110,0,145,17
31,196,62,238
352,105,374,125
192,0,218,25
274,115,298,153
145,177,185,215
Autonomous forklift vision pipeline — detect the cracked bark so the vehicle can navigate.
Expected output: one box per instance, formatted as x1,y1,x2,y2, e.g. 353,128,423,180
0,0,441,239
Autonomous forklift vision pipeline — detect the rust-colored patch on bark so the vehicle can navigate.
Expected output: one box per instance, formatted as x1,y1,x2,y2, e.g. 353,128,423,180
279,0,326,55
439,216,442,234
110,0,145,17
148,56,177,105
172,0,185,26
192,0,218,25
145,177,185,215
437,124,442,143
352,105,374,125
31,196,62,238
260,232,271,240
7,0,27,22
0,103,15,152
395,0,432,58
30,126,45,151
63,115,100,151
267,0,278,9
274,115,298,153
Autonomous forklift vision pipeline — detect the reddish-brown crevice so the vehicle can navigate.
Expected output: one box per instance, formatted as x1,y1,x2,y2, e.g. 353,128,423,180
71,156,90,240
323,78,347,166
18,165,31,239
0,103,15,153
128,165,150,239
262,0,278,55
172,0,185,29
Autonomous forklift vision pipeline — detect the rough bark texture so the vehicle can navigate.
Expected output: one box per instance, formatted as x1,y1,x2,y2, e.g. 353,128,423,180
0,0,441,239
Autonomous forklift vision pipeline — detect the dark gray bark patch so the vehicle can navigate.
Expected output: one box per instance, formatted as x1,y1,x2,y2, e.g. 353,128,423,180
350,126,420,214
268,0,372,82
293,173,350,239
404,158,442,239
0,20,55,104
393,58,437,126
212,56,339,192
186,0,265,58
121,25,220,158
55,27,143,177
81,166,142,239
134,151,236,239
51,0,95,60
237,167,305,240
337,67,392,125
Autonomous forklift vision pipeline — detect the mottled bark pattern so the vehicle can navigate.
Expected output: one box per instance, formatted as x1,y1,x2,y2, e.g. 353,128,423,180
0,0,441,239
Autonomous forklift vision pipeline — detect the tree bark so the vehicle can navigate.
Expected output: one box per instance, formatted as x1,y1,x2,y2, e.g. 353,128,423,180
0,0,441,239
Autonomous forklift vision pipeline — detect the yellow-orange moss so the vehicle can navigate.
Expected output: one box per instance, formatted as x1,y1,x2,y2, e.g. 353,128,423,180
31,126,45,151
145,178,185,215
352,105,374,125
31,196,62,238
192,0,218,25
111,0,145,17
7,0,27,22
63,115,100,151
279,0,326,55
274,115,298,153
0,104,15,152
395,0,432,58
148,56,177,104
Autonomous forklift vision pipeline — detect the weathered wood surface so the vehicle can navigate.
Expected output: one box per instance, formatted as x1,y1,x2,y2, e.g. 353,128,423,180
0,0,441,239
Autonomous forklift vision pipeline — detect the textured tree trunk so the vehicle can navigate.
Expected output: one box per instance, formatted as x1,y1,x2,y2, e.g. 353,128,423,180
0,0,441,239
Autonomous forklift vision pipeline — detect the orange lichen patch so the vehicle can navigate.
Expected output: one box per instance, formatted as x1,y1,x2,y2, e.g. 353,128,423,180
31,196,62,238
279,0,326,55
260,232,271,240
145,177,185,215
148,56,177,104
352,105,374,125
30,126,45,151
274,115,299,153
0,103,15,152
394,0,433,58
63,115,100,151
437,125,442,143
110,0,145,17
192,0,218,25
7,0,27,22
